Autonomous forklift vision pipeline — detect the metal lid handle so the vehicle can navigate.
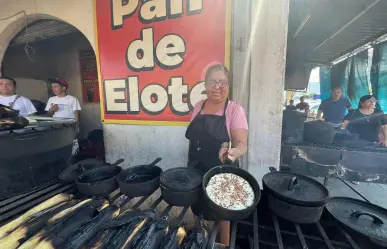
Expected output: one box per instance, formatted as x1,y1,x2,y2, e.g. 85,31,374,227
351,211,384,225
288,176,298,191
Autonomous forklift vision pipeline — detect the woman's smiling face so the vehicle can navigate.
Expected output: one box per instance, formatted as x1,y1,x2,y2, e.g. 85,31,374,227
205,69,229,103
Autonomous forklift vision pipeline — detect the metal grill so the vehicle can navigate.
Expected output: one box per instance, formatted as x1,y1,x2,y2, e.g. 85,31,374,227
0,182,223,249
109,189,223,249
0,181,75,225
229,194,382,249
1,181,381,248
282,141,343,150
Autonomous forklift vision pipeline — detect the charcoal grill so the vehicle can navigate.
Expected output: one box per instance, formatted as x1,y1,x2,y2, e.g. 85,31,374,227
1,180,381,249
232,193,384,249
281,141,387,183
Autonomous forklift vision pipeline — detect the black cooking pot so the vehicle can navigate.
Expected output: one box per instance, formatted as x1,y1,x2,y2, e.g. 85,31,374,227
118,158,162,197
76,165,122,197
160,167,202,206
326,197,387,247
59,158,104,183
262,168,329,224
303,120,337,144
202,165,261,221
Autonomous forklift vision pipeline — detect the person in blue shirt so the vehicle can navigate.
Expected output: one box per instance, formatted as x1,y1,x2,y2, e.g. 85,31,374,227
317,87,353,124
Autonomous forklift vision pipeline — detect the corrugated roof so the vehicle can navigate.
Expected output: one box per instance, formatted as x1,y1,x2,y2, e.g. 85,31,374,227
287,0,387,65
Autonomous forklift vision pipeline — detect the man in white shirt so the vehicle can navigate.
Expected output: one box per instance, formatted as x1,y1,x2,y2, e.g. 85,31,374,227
0,76,37,117
45,78,81,121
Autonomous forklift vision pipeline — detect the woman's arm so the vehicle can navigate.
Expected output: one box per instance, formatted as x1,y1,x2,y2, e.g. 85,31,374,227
219,104,248,163
341,120,350,129
231,129,248,157
381,125,387,141
219,129,248,163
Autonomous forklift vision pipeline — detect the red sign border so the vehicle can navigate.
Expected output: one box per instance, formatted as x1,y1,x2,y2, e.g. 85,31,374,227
93,0,232,126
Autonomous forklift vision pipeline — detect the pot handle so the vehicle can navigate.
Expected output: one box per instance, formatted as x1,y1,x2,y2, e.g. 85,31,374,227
111,158,125,167
351,211,384,225
288,176,298,191
269,167,278,172
149,157,162,167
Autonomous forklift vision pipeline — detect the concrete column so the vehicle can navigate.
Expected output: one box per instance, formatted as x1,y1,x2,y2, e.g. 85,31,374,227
231,0,251,170
247,0,289,184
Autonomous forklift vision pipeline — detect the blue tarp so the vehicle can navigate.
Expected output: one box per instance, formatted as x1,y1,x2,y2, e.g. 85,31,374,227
325,51,370,109
371,43,387,112
348,50,370,108
319,66,331,101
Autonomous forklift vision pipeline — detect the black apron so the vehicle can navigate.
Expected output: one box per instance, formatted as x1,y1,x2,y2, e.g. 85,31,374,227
185,99,234,174
186,99,237,219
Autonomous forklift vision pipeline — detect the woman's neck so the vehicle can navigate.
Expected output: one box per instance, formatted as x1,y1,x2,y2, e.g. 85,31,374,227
203,99,227,114
360,108,374,115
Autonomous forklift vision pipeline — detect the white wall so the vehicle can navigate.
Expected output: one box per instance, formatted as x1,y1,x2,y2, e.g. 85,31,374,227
246,0,289,183
13,78,48,102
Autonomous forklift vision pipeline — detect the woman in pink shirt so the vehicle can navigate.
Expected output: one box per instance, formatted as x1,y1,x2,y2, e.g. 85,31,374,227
186,64,248,245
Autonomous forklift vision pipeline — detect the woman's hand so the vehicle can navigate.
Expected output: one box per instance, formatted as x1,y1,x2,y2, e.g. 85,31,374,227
226,148,241,163
218,142,241,164
218,147,228,164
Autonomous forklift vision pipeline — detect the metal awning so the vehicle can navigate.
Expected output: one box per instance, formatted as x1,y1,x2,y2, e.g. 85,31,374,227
287,0,387,65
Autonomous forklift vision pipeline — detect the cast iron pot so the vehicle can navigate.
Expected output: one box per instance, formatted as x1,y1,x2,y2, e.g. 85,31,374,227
59,158,124,183
76,165,122,197
118,158,163,197
262,167,329,224
59,158,103,183
202,165,261,221
326,197,387,248
160,167,202,207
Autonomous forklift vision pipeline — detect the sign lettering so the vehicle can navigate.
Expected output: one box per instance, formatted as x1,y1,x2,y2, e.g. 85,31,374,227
95,0,228,124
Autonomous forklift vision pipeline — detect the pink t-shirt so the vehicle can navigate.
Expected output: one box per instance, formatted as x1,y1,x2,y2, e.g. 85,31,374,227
190,100,248,137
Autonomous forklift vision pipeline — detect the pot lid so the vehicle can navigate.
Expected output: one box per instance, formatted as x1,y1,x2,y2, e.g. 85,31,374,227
160,167,202,191
262,172,329,206
326,197,387,243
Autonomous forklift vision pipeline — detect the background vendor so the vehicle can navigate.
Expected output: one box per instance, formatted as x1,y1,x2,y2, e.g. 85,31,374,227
342,95,387,146
317,87,352,124
0,76,36,117
185,64,248,245
45,78,81,121
296,96,309,113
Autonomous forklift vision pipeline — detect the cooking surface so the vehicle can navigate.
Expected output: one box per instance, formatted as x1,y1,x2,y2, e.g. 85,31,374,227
281,142,387,183
1,174,387,248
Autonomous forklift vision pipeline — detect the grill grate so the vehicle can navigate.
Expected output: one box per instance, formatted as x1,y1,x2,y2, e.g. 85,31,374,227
1,181,379,249
229,195,382,249
282,141,343,150
0,181,75,224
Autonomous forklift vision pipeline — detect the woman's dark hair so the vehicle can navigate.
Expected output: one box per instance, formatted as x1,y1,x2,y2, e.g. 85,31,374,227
358,95,374,109
205,64,231,83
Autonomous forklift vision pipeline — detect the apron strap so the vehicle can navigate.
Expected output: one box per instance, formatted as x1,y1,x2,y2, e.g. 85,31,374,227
222,99,229,116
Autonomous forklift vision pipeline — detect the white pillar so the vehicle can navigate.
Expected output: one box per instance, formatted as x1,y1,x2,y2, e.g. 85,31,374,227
231,0,251,171
247,0,289,184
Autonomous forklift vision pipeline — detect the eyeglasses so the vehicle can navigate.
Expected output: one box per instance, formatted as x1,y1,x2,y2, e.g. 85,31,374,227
206,79,229,88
